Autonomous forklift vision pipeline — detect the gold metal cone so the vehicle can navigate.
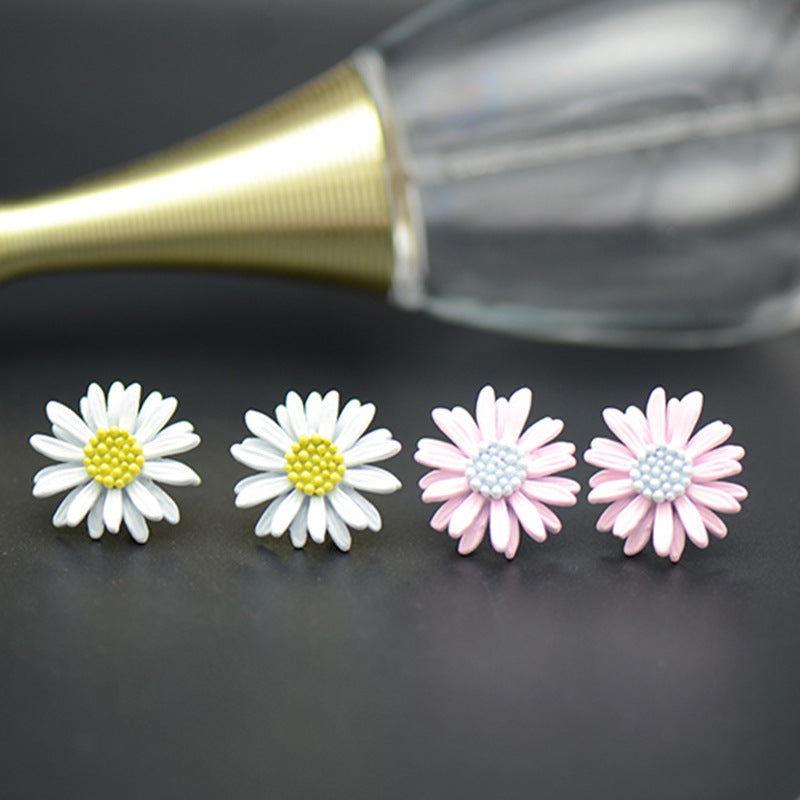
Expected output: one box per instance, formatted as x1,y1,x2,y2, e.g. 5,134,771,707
0,62,395,290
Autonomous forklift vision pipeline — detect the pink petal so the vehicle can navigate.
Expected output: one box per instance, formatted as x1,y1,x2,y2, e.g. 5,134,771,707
419,469,460,490
527,442,576,478
587,479,635,504
584,440,636,471
698,505,728,539
414,439,469,471
669,517,686,563
686,484,741,514
622,511,654,556
501,388,532,445
490,499,511,553
674,495,708,548
494,397,509,442
702,480,748,501
522,479,578,507
457,505,489,555
602,407,648,456
589,469,629,488
430,495,468,532
422,476,469,503
646,387,667,443
653,501,674,558
505,511,521,559
691,459,742,482
451,407,482,443
694,444,745,465
669,391,704,448
449,492,487,537
665,397,681,443
595,497,630,532
531,500,562,533
518,417,564,452
625,405,652,448
686,421,732,459
612,494,652,538
431,408,480,456
475,385,497,440
508,492,547,542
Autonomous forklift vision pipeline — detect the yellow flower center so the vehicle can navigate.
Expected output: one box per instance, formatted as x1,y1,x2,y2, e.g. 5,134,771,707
83,426,145,489
285,433,345,496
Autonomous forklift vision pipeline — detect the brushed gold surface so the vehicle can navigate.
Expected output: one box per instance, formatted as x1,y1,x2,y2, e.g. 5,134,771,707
0,62,395,289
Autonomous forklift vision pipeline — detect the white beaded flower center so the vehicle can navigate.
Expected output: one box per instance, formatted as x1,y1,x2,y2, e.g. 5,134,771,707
630,444,693,504
466,442,526,499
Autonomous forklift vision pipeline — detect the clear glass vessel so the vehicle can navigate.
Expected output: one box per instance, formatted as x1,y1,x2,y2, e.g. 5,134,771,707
359,0,800,346
2,0,799,347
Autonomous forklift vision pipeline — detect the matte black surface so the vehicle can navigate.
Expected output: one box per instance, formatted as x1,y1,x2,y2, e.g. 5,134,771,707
1,3,800,798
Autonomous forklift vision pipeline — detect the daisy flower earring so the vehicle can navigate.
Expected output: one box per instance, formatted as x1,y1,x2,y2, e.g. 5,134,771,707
415,385,580,559
584,387,747,562
30,381,201,543
230,390,402,552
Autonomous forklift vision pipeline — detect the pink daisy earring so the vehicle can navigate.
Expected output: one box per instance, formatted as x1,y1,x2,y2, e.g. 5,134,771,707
415,385,580,559
584,387,747,563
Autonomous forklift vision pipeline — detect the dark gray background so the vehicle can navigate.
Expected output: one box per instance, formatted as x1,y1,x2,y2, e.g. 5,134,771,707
2,2,800,798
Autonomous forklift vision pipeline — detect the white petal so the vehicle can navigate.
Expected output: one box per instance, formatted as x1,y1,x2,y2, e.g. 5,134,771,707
143,433,201,459
304,392,322,432
30,434,85,463
82,383,108,430
106,381,126,427
234,475,292,508
339,485,382,531
343,466,401,494
138,478,180,525
34,463,77,483
156,421,195,438
244,410,293,452
51,423,87,447
134,395,178,443
122,492,149,543
271,489,305,535
275,405,292,439
141,459,201,486
118,383,142,431
344,437,401,467
45,401,93,443
230,443,286,472
333,398,360,436
326,487,369,530
307,495,327,544
289,507,309,548
326,507,352,552
134,391,162,433
286,391,308,439
254,495,286,537
66,480,102,527
87,497,105,540
33,464,90,497
234,473,276,494
353,428,393,446
125,479,165,522
52,484,89,527
103,488,123,533
334,402,376,452
317,391,340,439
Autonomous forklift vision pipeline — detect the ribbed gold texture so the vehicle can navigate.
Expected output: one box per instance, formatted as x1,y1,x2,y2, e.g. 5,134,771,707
0,62,395,289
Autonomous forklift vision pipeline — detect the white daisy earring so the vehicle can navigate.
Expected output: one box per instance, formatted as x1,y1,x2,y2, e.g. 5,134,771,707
30,381,201,543
230,390,402,552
